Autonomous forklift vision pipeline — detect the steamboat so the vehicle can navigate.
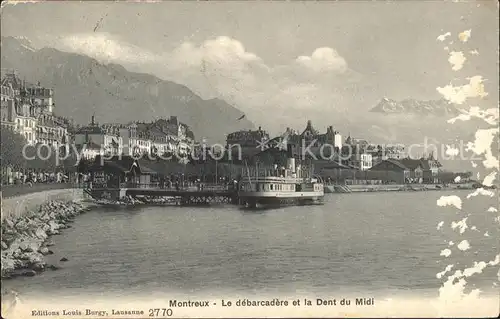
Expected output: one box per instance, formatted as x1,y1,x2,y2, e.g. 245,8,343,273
238,148,324,208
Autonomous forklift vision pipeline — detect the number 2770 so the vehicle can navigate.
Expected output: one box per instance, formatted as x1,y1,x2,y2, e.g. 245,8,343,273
148,308,173,317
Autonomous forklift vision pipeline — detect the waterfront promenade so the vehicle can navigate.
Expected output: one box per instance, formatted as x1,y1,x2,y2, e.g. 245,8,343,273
1,183,73,199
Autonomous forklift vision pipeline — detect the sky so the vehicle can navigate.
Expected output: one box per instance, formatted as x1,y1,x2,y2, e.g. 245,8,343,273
1,0,498,146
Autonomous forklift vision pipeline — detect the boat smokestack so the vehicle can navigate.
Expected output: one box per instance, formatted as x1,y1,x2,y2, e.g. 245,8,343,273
287,158,296,174
286,144,295,173
286,143,293,158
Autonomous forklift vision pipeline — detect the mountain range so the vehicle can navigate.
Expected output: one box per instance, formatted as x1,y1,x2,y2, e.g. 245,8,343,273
1,36,493,173
370,97,462,116
0,36,254,143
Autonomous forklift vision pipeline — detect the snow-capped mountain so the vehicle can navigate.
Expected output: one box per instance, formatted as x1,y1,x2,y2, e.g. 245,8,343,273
370,97,462,116
12,36,36,51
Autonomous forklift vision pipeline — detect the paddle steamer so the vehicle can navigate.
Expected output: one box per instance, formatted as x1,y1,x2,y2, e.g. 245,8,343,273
238,151,324,208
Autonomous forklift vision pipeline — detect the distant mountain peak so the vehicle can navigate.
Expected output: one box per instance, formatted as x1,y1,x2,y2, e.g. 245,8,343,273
370,97,461,116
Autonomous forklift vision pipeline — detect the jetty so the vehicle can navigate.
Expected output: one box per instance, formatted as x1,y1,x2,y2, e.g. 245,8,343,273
82,183,239,206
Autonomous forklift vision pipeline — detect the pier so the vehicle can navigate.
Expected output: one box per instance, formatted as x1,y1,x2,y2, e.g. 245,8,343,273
82,183,240,206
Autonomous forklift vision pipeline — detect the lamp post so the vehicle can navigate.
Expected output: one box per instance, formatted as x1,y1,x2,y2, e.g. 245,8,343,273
215,159,218,185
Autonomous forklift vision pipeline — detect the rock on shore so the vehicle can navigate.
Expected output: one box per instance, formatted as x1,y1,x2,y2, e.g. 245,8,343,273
1,200,88,279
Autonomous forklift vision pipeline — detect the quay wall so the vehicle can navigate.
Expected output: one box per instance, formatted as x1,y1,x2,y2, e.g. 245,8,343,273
1,188,85,221
1,188,90,280
345,183,475,193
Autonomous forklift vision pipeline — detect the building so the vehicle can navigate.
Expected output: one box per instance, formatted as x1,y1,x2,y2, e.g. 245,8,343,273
369,159,410,184
368,144,407,165
226,126,270,161
130,122,152,156
149,125,170,156
155,116,194,156
275,121,342,159
74,116,122,158
119,123,140,156
1,72,68,146
87,155,158,190
84,116,195,158
399,155,441,183
345,135,369,149
359,153,373,171
369,156,442,184
119,117,195,157
76,141,103,160
36,113,69,148
1,79,17,130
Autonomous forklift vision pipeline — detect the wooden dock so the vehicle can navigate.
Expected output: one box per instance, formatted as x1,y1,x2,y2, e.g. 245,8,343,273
82,184,239,206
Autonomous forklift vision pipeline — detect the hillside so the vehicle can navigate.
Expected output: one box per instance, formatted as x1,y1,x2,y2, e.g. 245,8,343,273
0,36,255,143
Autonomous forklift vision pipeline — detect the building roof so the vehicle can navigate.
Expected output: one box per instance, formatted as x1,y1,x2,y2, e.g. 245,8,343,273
38,115,68,129
300,120,319,137
370,158,409,171
75,125,106,135
399,158,425,170
1,73,23,90
89,155,157,175
227,128,269,142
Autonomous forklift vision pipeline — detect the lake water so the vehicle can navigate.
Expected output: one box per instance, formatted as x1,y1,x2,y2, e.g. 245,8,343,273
3,190,499,303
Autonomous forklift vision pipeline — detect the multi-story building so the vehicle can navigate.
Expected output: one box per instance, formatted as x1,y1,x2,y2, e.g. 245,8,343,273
1,79,17,130
74,116,122,157
119,123,139,156
36,113,69,148
1,72,68,147
154,116,194,156
226,126,270,160
12,95,38,145
368,144,407,165
277,121,342,159
341,135,373,170
82,116,195,159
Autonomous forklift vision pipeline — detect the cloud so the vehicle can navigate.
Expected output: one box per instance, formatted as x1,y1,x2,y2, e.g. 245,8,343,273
54,33,354,117
169,36,263,73
48,32,489,147
295,47,348,73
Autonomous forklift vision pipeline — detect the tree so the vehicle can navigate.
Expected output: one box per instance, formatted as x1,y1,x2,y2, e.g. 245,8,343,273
24,142,57,172
0,126,27,170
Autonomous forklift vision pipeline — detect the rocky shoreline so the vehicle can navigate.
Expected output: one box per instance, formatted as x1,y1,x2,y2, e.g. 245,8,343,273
1,200,90,279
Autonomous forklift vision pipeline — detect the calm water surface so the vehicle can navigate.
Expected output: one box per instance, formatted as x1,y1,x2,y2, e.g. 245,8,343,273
4,190,499,299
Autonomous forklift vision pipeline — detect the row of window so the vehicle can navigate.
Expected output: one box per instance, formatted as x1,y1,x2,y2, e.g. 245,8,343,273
18,118,35,128
256,183,295,192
